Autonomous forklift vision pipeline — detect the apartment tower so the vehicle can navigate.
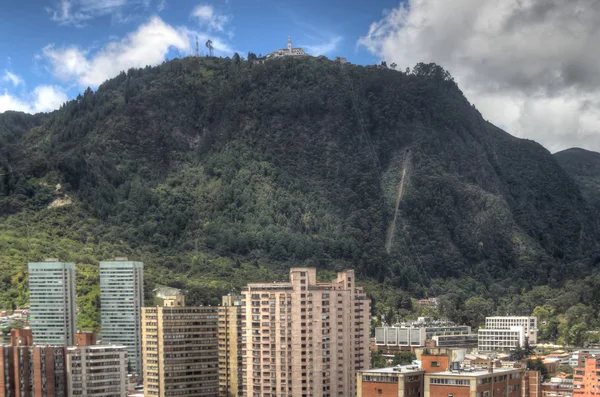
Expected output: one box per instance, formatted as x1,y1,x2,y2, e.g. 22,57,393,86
28,260,76,345
241,268,371,397
218,295,243,397
100,259,144,373
141,297,219,396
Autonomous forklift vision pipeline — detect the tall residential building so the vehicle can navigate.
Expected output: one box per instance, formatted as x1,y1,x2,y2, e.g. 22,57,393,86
28,260,76,346
218,295,243,397
142,297,219,397
241,268,371,397
0,330,67,397
573,355,600,397
66,338,128,397
100,259,144,373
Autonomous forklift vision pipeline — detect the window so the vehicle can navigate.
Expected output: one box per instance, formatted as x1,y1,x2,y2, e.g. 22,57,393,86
431,361,440,367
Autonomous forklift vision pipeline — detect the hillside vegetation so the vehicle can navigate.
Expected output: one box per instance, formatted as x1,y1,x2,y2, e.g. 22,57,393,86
1,56,599,331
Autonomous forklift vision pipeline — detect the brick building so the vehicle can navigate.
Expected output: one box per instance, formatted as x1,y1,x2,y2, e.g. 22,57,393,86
573,356,600,397
424,367,525,397
0,329,67,397
357,366,425,397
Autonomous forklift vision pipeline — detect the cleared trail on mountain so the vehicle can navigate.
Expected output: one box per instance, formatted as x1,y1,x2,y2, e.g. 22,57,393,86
385,152,411,253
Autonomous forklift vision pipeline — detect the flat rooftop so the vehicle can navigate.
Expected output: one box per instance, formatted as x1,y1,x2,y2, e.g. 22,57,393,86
430,367,521,377
359,365,424,374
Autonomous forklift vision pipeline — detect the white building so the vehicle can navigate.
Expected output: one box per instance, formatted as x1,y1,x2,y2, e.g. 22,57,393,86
266,36,307,59
28,260,77,345
375,324,472,347
66,344,128,397
485,316,537,332
478,326,535,352
100,259,144,373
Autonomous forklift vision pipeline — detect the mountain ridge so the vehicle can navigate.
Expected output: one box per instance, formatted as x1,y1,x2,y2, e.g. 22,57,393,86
0,57,599,328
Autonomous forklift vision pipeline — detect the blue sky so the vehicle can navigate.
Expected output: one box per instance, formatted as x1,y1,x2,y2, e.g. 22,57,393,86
0,0,399,114
1,0,599,152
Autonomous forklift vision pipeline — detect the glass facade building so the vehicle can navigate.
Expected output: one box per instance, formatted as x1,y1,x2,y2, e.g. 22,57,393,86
100,260,144,374
28,261,76,346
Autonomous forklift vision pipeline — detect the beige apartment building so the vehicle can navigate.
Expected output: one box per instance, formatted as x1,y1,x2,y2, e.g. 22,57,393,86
65,343,128,397
218,295,243,397
142,298,219,397
241,268,371,397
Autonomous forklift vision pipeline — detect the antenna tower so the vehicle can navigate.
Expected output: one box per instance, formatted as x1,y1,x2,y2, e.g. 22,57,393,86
195,36,199,57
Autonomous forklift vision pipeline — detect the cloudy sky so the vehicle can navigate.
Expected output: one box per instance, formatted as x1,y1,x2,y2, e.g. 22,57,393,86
1,0,598,152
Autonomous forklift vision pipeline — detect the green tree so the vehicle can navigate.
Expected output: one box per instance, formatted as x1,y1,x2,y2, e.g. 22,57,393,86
371,350,388,369
392,351,416,366
527,358,549,380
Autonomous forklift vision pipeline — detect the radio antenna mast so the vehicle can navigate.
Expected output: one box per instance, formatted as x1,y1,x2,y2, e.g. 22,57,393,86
195,36,199,57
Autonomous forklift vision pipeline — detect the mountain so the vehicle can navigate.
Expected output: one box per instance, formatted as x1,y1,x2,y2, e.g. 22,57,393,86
555,148,600,212
1,57,598,329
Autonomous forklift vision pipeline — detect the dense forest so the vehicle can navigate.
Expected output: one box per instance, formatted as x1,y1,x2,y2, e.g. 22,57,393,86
0,56,599,335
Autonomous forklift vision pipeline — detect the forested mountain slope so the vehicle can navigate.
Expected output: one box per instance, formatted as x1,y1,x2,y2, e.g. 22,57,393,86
555,148,600,212
0,57,598,329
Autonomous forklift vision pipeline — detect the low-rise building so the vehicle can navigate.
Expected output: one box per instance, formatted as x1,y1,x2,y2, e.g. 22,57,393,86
66,344,128,397
375,323,472,351
357,366,425,397
478,327,537,352
542,378,573,397
266,36,307,59
424,367,525,397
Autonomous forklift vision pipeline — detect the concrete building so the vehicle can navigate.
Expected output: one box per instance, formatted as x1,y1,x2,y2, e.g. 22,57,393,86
28,260,76,346
478,327,536,352
241,268,370,397
485,317,537,332
573,355,600,397
357,366,425,397
0,329,67,397
266,36,307,59
432,334,478,348
375,324,472,350
218,295,243,397
100,259,144,373
141,298,219,397
66,341,128,397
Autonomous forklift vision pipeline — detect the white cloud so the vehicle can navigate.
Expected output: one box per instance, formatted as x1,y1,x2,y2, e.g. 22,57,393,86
0,85,67,114
157,0,167,11
3,71,24,87
302,36,343,56
48,0,150,26
43,16,189,87
191,4,230,32
358,0,600,152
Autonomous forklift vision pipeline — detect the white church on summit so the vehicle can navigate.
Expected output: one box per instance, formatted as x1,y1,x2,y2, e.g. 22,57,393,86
266,36,307,59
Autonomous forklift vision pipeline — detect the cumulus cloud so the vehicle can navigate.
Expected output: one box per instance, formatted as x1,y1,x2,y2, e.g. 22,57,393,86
0,85,67,114
48,0,151,26
3,71,23,87
302,36,343,56
43,16,189,87
191,4,230,32
358,0,600,152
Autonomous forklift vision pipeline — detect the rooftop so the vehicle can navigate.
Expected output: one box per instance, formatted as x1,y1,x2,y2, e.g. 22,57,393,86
359,365,424,374
429,367,522,377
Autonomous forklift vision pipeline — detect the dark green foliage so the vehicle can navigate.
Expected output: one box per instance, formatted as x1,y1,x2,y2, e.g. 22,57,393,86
555,148,600,212
0,57,599,330
392,351,416,366
527,358,549,380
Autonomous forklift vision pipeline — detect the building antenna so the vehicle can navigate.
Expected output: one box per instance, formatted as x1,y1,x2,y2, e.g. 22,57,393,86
195,36,199,57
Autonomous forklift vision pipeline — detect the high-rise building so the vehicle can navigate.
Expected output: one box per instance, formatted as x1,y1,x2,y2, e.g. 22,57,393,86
0,329,67,397
28,260,76,346
357,366,425,397
573,355,600,397
100,259,144,373
240,268,371,397
65,337,128,397
218,295,243,397
142,297,219,397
